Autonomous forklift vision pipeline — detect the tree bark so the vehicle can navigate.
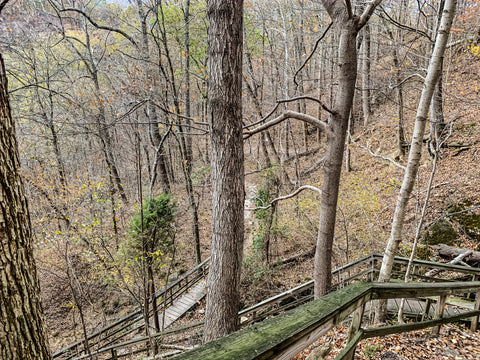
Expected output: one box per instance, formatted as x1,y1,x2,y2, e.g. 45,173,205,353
314,3,358,297
314,0,383,297
203,0,244,343
361,23,371,126
0,50,51,360
376,0,456,322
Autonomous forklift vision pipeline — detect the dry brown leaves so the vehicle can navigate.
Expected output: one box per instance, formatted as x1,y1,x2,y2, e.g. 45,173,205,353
295,323,480,360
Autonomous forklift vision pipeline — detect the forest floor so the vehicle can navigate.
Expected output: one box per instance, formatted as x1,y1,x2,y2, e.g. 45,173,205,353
39,36,480,358
296,323,480,359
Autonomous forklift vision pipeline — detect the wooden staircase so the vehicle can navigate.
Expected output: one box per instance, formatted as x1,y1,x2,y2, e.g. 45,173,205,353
53,253,480,360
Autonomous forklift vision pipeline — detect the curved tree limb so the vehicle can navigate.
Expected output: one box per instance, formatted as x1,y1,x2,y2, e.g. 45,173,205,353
293,22,333,87
243,102,281,130
243,110,333,140
0,0,10,14
245,185,321,211
243,96,335,131
357,0,384,31
59,7,139,48
377,6,433,42
277,96,335,115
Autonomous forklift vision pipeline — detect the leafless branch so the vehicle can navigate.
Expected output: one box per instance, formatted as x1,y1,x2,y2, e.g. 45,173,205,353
243,110,332,140
358,144,406,170
245,185,321,211
377,5,433,41
243,102,281,130
357,0,383,30
345,0,353,19
300,155,326,178
59,7,138,48
293,22,333,87
151,100,209,126
0,0,10,14
277,96,335,115
447,205,480,217
419,182,449,193
244,96,335,132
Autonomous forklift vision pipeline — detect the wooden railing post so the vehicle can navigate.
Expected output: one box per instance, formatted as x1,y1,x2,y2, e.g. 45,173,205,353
431,295,446,335
110,348,118,360
421,298,432,321
470,290,480,331
344,304,365,360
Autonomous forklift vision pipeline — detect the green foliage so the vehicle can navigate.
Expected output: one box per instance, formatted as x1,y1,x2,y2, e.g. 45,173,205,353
364,340,383,359
191,165,210,185
128,194,177,256
415,246,431,260
252,167,278,253
243,253,271,284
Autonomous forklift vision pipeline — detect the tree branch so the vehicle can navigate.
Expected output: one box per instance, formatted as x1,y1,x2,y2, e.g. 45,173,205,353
377,6,433,41
357,0,383,30
0,0,10,14
243,110,332,140
60,7,138,48
151,100,209,126
243,96,334,131
277,96,335,115
245,185,321,211
293,22,333,87
243,102,281,130
345,0,353,19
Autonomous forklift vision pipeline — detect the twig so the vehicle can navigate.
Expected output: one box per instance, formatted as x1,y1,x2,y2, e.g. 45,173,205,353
277,96,335,115
243,102,281,130
377,5,433,41
293,22,333,87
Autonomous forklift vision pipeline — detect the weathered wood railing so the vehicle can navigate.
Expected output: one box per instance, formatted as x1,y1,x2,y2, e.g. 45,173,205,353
54,253,480,359
172,281,480,360
53,258,209,360
239,253,480,326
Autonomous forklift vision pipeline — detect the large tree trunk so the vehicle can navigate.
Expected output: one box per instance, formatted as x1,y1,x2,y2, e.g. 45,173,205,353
0,51,51,360
203,0,244,343
314,4,358,297
376,0,456,322
314,0,383,298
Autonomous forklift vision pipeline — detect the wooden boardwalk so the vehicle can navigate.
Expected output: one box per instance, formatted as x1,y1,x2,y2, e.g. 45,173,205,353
152,279,207,331
387,296,474,318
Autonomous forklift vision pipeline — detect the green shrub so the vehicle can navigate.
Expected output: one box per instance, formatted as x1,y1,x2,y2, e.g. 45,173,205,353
128,194,177,260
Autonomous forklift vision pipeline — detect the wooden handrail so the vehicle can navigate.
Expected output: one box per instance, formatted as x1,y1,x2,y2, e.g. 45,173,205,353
55,253,480,359
53,258,210,359
171,281,480,360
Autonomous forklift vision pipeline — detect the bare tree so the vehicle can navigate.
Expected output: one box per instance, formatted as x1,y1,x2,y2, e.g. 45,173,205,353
376,0,456,323
244,1,382,297
314,0,382,297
